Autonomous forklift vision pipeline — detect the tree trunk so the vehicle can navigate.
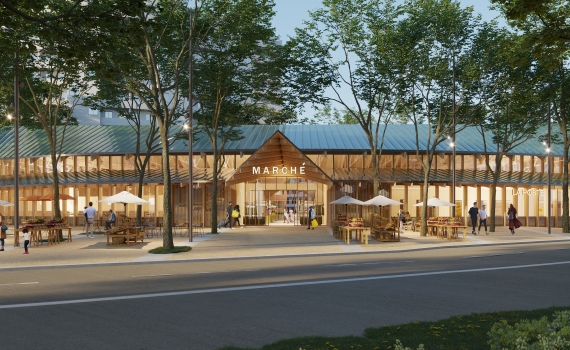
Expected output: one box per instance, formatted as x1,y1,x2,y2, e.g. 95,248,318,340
489,155,502,232
136,179,144,227
420,171,429,237
50,153,61,220
160,128,174,249
210,154,220,234
561,66,568,233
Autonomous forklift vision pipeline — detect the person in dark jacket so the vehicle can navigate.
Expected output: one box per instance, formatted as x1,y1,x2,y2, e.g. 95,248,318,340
468,202,478,235
223,201,233,228
507,204,521,235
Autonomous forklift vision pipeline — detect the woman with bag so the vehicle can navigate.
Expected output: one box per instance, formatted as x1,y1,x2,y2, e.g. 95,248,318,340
232,205,243,229
0,212,5,251
507,204,522,235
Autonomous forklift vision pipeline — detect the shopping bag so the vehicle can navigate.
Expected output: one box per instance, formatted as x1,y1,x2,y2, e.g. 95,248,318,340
311,219,318,228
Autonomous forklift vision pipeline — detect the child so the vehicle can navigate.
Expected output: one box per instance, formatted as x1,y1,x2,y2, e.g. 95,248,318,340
22,228,30,254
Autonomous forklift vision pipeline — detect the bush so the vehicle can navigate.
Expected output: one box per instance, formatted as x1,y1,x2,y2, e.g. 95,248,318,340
488,310,570,350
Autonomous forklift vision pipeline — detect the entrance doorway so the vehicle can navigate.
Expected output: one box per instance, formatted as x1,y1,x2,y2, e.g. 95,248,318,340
265,190,315,226
238,177,326,226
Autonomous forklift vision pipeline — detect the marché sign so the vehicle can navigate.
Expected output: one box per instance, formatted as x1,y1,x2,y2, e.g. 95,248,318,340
253,163,306,176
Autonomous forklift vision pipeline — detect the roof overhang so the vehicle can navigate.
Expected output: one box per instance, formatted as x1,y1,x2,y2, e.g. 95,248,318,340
225,131,333,186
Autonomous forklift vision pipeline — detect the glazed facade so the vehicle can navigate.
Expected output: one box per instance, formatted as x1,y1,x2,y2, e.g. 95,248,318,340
0,125,565,228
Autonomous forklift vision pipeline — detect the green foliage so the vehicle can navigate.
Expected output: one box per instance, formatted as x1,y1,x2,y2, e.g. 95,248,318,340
490,0,570,66
488,310,570,350
149,246,192,254
313,104,359,124
218,307,570,350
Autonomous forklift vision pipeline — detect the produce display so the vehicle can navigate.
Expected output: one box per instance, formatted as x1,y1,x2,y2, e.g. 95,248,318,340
427,217,462,225
347,217,363,227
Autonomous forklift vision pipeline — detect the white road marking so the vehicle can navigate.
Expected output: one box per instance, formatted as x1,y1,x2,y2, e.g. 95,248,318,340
132,274,174,278
0,282,39,286
463,252,524,259
329,260,415,267
133,269,261,278
2,260,570,309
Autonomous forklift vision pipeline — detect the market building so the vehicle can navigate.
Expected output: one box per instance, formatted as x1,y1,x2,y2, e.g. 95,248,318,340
0,124,563,228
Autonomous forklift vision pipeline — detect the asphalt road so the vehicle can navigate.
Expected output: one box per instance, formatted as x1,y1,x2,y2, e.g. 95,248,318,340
1,242,570,349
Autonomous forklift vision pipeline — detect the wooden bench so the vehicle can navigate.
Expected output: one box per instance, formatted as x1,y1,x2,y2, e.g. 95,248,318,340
105,227,145,246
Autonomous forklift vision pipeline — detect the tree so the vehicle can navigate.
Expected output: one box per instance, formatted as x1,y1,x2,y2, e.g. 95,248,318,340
492,0,570,232
0,19,89,222
398,0,481,236
285,0,403,200
191,0,292,232
491,0,570,59
84,80,161,226
84,0,191,249
467,23,548,232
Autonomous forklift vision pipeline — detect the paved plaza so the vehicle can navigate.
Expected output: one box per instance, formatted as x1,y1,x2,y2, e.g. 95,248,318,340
0,224,568,268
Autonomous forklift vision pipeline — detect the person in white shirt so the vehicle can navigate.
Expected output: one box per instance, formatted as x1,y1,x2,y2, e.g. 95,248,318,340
22,228,30,254
478,204,488,235
84,202,97,238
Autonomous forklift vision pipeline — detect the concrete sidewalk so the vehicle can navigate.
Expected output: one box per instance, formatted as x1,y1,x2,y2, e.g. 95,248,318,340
0,225,568,268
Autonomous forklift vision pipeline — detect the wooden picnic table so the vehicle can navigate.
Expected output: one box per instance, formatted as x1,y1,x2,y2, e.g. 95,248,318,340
340,226,371,245
428,224,468,241
13,225,72,247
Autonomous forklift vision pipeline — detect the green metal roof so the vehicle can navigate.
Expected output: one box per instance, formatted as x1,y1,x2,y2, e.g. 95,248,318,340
0,124,558,159
0,167,561,187
0,168,236,187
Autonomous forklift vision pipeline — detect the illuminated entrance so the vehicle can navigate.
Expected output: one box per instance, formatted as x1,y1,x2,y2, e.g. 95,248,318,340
226,131,332,226
239,177,325,226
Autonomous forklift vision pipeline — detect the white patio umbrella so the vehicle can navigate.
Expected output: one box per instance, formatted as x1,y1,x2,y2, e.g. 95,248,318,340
99,191,149,215
0,200,14,206
363,195,402,206
330,195,364,216
330,195,364,205
413,197,455,207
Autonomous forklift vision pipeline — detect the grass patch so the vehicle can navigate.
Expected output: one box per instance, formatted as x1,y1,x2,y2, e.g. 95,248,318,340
217,306,570,350
148,246,192,254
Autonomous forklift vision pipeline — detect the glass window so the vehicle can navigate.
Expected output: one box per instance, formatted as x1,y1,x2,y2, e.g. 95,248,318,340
105,111,112,119
88,108,99,115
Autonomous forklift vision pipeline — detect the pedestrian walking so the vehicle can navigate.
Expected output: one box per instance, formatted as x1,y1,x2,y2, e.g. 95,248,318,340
22,228,30,254
0,212,5,251
307,206,315,230
84,202,97,238
468,202,479,235
478,204,488,235
223,201,233,228
507,204,522,235
398,209,406,235
232,205,243,229
0,218,6,251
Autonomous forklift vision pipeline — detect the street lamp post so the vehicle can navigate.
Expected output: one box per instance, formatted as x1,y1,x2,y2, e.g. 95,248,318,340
13,52,19,231
451,55,456,218
547,88,552,234
187,6,194,242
